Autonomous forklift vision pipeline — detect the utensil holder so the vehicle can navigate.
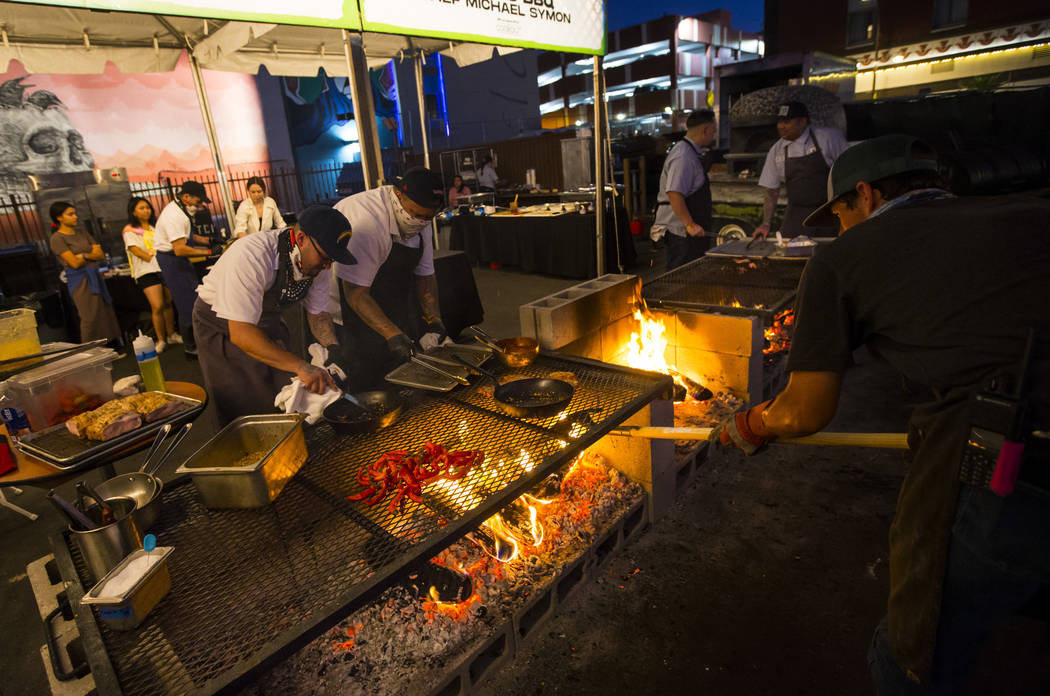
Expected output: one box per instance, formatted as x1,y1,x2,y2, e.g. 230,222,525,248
70,499,142,582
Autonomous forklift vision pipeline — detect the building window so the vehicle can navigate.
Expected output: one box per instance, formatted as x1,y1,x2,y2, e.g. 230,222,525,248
846,0,877,47
933,0,968,30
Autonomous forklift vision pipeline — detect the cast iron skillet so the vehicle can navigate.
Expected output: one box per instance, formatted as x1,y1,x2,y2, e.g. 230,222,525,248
323,390,404,434
452,355,574,419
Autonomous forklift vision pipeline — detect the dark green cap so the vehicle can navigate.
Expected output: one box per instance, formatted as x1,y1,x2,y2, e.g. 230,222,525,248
804,134,939,228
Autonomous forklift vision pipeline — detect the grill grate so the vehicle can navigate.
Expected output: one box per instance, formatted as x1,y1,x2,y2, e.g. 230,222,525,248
642,257,804,321
56,353,670,696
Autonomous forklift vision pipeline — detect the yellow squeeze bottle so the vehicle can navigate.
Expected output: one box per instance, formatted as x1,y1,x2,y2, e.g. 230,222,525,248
133,332,166,393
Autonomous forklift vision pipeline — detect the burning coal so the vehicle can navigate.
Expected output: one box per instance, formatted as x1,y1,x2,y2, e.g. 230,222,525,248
764,309,795,355
619,305,711,402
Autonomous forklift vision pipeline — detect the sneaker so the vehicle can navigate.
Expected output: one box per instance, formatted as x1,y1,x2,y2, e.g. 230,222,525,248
184,345,198,360
155,340,168,354
169,333,184,345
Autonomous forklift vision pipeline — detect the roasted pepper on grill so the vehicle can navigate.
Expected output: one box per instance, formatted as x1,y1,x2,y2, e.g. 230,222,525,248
347,442,485,513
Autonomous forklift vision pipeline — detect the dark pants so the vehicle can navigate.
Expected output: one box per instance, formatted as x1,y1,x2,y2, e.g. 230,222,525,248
155,251,198,349
664,232,711,271
869,483,1050,694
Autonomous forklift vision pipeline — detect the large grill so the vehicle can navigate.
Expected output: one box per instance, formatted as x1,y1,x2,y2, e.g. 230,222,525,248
642,256,805,321
53,353,671,696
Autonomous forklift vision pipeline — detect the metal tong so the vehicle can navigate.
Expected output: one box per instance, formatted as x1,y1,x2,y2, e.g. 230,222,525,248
467,326,505,354
410,356,470,385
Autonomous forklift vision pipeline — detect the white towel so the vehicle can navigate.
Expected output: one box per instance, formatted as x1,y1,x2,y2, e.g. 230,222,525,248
307,342,347,381
273,379,341,425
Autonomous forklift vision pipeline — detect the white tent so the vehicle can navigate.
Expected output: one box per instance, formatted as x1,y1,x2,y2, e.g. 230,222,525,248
0,1,519,214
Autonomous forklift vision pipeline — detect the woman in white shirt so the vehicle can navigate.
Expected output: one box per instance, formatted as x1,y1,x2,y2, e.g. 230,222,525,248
123,197,178,351
233,177,287,238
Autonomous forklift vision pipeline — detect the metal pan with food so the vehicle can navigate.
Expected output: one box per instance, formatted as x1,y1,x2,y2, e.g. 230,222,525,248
451,355,574,419
467,326,539,368
322,390,404,435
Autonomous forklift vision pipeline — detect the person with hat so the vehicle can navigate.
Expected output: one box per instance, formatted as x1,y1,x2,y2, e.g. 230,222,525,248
153,180,219,355
332,166,447,390
713,134,1050,694
651,108,717,270
753,101,848,239
192,205,355,426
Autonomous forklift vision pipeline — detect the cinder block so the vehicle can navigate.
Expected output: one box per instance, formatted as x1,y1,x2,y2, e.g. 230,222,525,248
591,522,624,573
512,584,556,644
622,496,649,547
677,312,761,356
464,623,515,691
533,290,602,350
553,551,590,606
559,328,603,361
519,303,538,339
599,313,641,363
593,274,641,324
675,348,753,401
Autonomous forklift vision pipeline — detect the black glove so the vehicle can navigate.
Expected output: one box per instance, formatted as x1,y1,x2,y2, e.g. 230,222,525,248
386,333,414,363
423,318,447,342
325,343,352,376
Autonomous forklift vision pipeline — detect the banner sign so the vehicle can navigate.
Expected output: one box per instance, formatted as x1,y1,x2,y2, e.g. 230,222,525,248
6,0,362,29
360,0,606,55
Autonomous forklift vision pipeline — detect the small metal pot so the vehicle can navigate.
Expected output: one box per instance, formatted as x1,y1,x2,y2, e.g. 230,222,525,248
69,497,142,583
494,337,539,368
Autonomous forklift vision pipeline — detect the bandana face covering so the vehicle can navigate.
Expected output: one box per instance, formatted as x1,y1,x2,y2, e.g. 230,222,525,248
276,229,314,306
389,189,431,240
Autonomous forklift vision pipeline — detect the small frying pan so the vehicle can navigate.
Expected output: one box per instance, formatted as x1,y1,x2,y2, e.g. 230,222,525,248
323,390,404,434
452,356,574,419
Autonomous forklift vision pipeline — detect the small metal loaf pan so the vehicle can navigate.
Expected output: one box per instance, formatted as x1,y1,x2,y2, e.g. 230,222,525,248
175,414,307,508
80,546,174,631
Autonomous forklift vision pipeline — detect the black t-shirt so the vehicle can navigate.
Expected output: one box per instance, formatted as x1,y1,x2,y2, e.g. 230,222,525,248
787,194,1050,393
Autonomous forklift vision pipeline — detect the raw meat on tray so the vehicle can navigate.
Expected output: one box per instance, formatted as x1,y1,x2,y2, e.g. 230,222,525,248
65,392,187,441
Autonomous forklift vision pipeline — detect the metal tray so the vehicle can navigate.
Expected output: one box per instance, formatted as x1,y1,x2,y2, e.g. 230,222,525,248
385,360,462,392
15,392,204,469
422,343,492,369
706,238,815,260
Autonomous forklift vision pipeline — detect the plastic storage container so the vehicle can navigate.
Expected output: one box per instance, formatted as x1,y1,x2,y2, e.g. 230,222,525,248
0,308,42,371
80,546,174,631
2,342,120,431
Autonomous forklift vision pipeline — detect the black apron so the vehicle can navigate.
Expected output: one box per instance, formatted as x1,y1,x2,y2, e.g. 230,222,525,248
781,133,837,238
660,140,713,270
338,239,424,391
192,278,297,427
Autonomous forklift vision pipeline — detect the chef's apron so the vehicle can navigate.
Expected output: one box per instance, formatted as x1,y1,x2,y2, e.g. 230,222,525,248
781,136,837,238
661,141,714,269
192,280,295,427
886,388,972,683
338,240,424,391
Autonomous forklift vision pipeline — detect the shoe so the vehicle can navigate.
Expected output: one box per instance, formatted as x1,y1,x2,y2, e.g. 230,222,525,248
183,345,198,360
169,333,184,345
155,340,168,354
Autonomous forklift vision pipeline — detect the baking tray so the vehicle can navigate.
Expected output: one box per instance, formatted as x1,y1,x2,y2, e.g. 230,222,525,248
421,343,492,369
385,360,461,392
706,238,815,260
15,392,204,469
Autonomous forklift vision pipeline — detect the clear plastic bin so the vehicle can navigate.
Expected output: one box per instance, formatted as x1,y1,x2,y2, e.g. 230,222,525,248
2,343,121,431
0,308,42,371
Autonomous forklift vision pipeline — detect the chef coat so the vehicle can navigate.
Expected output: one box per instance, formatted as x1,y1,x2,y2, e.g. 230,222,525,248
153,200,193,252
330,186,434,318
197,227,331,324
758,126,848,190
654,137,709,237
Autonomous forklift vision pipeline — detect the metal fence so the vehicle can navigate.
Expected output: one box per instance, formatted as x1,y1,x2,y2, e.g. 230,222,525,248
0,162,347,248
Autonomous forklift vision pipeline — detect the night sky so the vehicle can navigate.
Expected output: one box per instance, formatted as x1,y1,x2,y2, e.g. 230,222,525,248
605,0,765,33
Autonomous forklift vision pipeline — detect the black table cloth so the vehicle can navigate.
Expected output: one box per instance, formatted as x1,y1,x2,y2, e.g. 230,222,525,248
449,209,635,279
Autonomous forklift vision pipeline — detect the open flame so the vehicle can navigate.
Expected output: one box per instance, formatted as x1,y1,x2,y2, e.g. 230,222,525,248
620,307,706,401
764,309,795,355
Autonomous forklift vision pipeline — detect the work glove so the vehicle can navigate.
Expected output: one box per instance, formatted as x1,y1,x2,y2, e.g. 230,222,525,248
711,400,773,455
419,319,448,352
386,333,414,363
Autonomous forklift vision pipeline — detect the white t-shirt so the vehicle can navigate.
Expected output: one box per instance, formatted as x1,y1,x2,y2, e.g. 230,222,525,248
196,228,332,324
758,125,850,190
153,200,193,252
123,225,162,278
477,164,498,189
333,186,435,288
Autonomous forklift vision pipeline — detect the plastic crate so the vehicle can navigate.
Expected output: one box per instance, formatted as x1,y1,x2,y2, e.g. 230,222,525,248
2,343,120,431
0,308,42,371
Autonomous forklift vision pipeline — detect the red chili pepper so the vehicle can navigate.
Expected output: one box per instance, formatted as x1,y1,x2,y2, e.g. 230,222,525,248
407,489,423,504
347,486,376,501
356,469,371,487
388,488,406,513
364,484,388,506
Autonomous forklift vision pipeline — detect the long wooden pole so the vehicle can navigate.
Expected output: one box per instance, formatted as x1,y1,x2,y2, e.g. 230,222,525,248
610,427,909,449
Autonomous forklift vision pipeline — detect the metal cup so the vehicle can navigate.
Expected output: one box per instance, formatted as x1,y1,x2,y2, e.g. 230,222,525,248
70,498,142,583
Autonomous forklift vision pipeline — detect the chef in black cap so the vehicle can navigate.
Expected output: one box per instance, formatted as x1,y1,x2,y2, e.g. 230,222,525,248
754,101,848,239
193,205,356,425
333,166,447,389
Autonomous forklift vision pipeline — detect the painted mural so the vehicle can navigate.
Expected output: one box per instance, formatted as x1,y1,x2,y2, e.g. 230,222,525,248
0,54,270,192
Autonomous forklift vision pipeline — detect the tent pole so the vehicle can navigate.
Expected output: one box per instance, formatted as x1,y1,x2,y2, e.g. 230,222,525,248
592,54,605,277
343,30,384,189
187,51,235,235
414,51,431,169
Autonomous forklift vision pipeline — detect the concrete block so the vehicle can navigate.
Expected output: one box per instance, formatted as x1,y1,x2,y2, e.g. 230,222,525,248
677,311,761,356
518,303,538,339
512,583,556,644
675,348,753,401
533,289,602,350
599,313,641,363
622,496,649,547
590,521,624,573
592,274,642,324
558,328,603,361
464,623,515,692
553,550,590,606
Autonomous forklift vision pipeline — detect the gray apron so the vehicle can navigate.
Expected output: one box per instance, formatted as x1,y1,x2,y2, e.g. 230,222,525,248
338,239,424,391
192,279,298,427
781,134,837,238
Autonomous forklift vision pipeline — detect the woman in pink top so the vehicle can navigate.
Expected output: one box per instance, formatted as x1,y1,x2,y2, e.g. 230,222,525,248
448,175,471,207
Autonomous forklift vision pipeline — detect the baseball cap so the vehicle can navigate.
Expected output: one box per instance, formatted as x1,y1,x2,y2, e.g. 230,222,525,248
179,180,211,203
298,205,357,265
803,134,940,228
395,167,445,210
776,101,808,121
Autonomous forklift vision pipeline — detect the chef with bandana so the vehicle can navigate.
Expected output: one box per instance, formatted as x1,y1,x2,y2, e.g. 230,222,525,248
192,205,356,426
333,167,447,390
